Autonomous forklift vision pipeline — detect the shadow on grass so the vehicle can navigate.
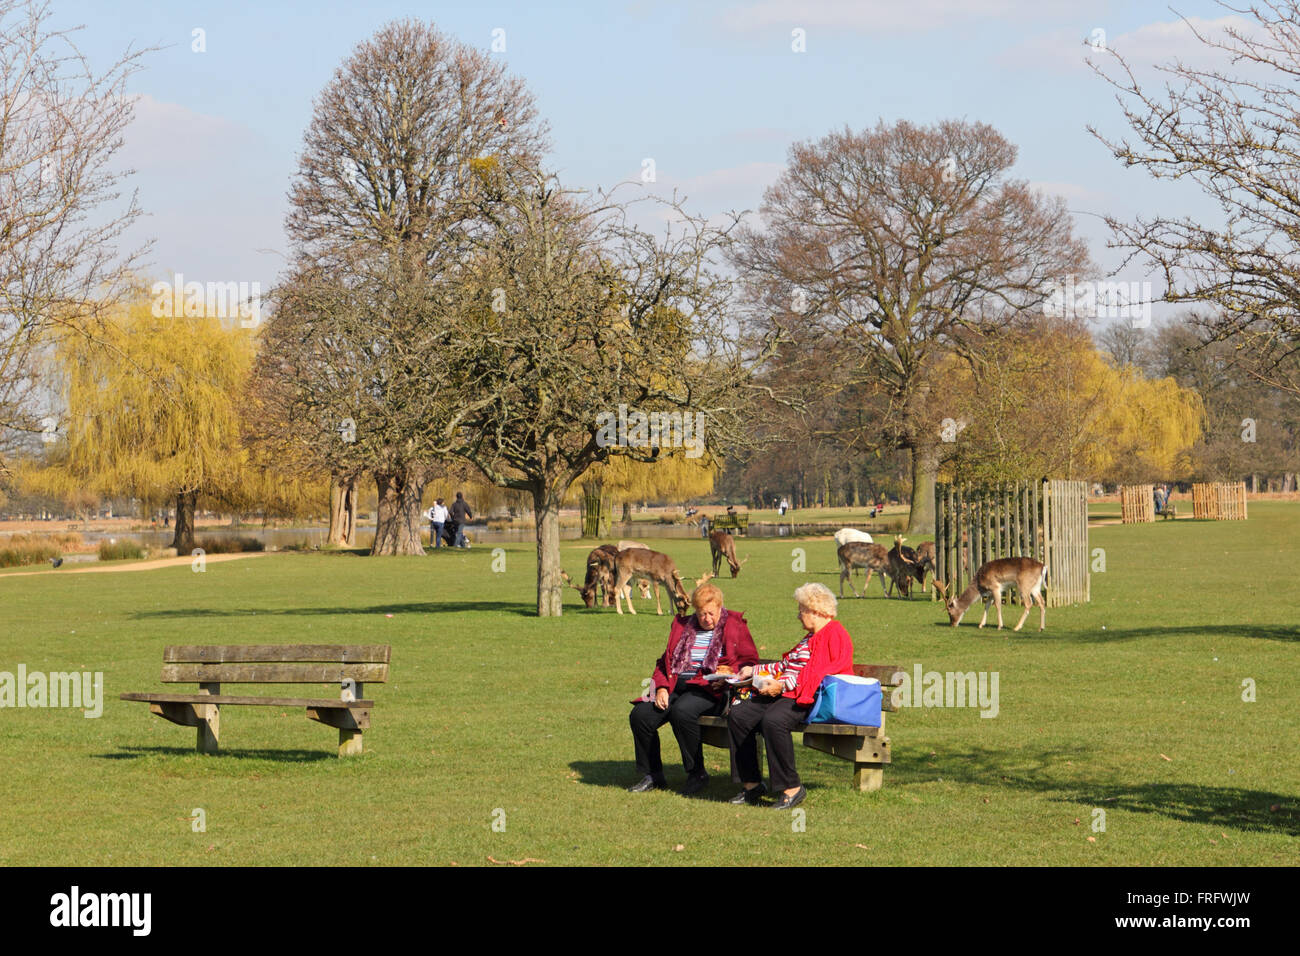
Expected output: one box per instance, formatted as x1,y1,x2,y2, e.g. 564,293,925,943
95,745,334,763
897,745,1297,837
130,600,540,619
567,759,828,803
1011,624,1300,644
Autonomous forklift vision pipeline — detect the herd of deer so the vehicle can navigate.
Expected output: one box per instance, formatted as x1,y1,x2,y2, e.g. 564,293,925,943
561,525,1046,632
837,532,1046,632
560,531,749,616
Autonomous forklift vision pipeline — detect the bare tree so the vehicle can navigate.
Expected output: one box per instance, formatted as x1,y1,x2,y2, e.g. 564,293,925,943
0,0,148,467
733,119,1091,533
1089,1,1300,399
277,19,547,555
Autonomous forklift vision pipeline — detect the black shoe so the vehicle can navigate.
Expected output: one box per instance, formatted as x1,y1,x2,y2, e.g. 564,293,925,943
627,774,666,793
771,785,806,810
729,783,767,805
680,773,709,797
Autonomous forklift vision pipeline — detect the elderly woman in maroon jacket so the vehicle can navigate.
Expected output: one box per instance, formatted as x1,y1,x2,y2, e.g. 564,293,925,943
728,582,854,810
628,582,758,797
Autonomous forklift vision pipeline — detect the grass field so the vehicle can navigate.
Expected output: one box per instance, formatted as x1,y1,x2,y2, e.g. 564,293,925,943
1,504,1296,866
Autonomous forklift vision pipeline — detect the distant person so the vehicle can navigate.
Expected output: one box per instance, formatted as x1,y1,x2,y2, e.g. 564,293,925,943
698,514,710,539
1153,485,1166,514
428,498,449,549
779,497,788,516
451,492,473,548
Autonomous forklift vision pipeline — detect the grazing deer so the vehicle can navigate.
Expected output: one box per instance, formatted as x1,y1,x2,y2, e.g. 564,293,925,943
833,528,874,548
708,530,749,578
617,539,649,552
837,542,892,598
613,548,691,616
913,540,936,593
936,557,1046,632
886,535,920,598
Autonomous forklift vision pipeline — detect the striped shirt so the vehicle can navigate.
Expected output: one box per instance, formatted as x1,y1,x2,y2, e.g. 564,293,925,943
677,630,715,680
772,635,813,692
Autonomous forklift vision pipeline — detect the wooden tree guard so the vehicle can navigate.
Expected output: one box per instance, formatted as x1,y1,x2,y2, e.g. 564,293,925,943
935,479,1089,608
1192,482,1248,520
1120,484,1155,523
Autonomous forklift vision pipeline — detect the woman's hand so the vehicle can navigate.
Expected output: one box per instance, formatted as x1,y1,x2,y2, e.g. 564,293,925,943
739,665,753,679
654,687,670,710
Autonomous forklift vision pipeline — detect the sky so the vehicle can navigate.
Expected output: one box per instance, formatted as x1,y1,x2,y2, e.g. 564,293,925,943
39,0,1250,317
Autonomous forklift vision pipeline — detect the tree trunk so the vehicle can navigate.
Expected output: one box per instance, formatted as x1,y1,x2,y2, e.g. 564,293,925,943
371,467,427,555
534,485,564,617
906,443,940,535
621,500,632,524
171,490,197,553
327,473,358,547
581,480,609,538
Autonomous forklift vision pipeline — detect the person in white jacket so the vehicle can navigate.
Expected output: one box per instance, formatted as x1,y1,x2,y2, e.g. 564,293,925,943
428,499,449,549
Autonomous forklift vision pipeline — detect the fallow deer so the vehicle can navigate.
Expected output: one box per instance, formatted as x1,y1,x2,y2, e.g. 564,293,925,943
833,528,874,548
913,540,936,593
936,557,1046,632
708,530,749,578
613,548,691,616
886,535,920,599
617,539,649,552
837,542,892,598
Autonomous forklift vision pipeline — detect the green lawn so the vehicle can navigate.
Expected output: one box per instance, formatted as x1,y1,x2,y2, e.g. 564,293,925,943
0,505,1295,865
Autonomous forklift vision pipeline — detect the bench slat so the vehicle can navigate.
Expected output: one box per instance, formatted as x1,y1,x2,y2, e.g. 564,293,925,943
164,644,391,664
698,715,884,736
122,692,374,708
160,662,389,684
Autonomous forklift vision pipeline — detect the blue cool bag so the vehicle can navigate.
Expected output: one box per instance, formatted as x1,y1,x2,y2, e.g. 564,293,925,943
804,674,882,727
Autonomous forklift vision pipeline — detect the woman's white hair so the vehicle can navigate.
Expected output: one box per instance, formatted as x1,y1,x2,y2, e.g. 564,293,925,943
794,582,837,619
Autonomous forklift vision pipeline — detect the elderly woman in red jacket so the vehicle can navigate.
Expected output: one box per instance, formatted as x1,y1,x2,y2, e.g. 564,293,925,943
728,582,854,810
628,582,759,796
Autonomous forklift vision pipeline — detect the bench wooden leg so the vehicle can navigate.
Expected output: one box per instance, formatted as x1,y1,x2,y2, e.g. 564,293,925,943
854,762,884,792
306,706,371,757
196,703,220,754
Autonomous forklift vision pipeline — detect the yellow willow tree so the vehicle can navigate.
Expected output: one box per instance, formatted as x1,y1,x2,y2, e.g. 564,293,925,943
574,450,718,537
30,292,255,552
941,319,1203,484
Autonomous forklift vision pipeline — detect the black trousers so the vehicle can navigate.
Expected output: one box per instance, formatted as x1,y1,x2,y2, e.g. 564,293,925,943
629,680,724,778
728,695,810,792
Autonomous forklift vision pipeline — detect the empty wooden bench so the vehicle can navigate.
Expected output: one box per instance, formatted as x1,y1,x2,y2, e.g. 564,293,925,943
121,644,390,757
698,663,904,791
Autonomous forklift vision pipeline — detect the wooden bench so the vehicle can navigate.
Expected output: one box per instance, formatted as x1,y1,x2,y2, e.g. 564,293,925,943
698,663,903,791
708,513,749,535
121,644,390,757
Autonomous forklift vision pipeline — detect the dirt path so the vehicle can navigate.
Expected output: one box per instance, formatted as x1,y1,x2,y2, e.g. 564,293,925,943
0,550,272,579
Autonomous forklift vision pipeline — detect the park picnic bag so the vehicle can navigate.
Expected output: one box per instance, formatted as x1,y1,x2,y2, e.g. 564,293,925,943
804,674,882,727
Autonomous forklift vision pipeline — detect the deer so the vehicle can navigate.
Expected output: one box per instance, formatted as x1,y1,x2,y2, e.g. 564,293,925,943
935,557,1046,632
837,541,892,598
708,530,750,578
617,539,649,552
912,540,936,593
833,528,874,548
613,548,692,616
559,544,643,609
885,535,920,598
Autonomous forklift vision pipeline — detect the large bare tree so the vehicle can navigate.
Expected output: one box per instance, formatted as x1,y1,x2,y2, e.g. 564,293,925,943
0,0,148,468
1090,1,1300,400
733,119,1091,533
278,19,546,554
